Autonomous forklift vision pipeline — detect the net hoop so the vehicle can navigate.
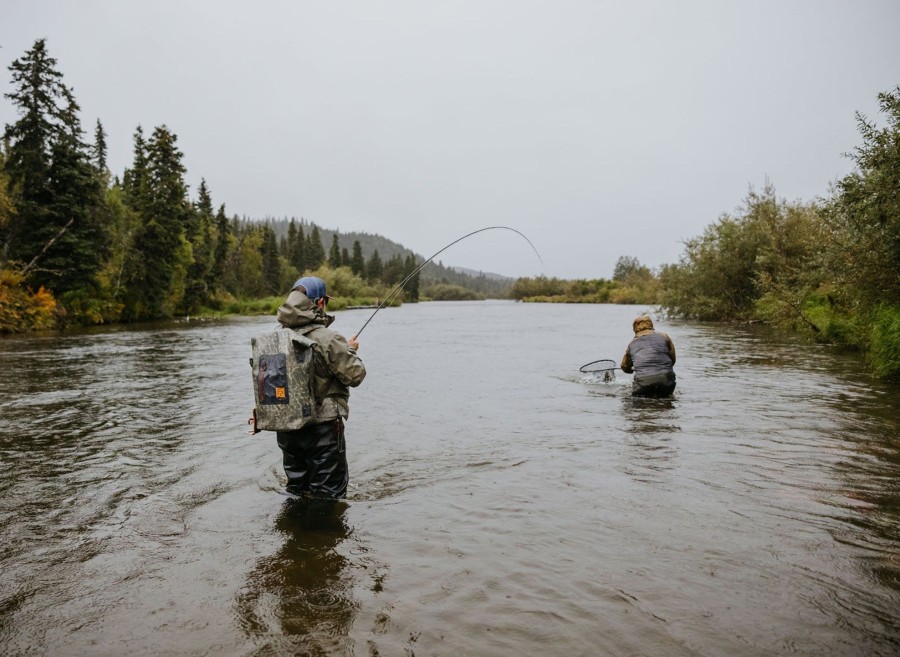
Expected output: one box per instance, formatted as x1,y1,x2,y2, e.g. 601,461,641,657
579,359,617,373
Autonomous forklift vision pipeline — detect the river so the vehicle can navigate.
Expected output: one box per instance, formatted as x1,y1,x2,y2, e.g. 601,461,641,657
0,301,898,657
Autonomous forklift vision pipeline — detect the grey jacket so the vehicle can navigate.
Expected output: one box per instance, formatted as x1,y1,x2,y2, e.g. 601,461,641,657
276,291,366,420
621,329,676,378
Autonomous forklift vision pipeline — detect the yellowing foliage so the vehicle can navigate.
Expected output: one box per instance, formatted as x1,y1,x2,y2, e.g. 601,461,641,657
0,269,58,333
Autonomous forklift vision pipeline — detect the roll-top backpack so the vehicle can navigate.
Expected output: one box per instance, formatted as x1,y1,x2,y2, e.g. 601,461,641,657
248,328,319,433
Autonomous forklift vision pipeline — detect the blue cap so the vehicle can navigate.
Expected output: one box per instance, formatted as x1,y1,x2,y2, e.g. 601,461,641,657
293,276,331,301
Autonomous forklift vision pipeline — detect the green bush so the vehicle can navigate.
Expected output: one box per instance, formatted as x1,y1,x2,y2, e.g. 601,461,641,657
868,304,900,380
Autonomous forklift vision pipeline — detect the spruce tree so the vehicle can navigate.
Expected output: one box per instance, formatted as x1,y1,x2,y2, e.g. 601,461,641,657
41,132,107,294
328,234,342,268
260,225,282,294
341,247,350,267
210,203,231,292
404,254,420,302
286,220,299,272
366,249,383,281
122,126,147,210
92,119,108,174
290,222,306,273
124,125,191,318
2,38,106,295
382,253,404,285
306,225,325,269
350,240,365,276
287,221,298,256
183,178,215,312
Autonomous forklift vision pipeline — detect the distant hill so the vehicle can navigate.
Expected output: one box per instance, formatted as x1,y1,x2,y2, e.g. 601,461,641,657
246,217,515,297
452,266,512,282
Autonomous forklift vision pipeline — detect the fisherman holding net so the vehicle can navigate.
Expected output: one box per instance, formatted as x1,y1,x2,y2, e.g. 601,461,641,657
620,315,677,398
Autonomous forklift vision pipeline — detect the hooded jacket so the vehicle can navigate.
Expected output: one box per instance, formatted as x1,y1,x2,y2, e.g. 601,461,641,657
620,315,676,378
276,290,366,421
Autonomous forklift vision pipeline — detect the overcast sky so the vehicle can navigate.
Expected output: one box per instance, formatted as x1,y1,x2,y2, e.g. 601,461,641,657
2,1,899,279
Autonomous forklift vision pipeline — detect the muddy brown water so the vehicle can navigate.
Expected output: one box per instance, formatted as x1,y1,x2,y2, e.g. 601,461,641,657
1,301,898,656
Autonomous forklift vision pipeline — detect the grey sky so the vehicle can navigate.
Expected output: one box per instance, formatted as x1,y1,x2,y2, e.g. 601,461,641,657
2,1,899,279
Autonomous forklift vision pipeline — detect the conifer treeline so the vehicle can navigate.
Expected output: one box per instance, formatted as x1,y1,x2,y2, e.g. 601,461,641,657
0,39,434,330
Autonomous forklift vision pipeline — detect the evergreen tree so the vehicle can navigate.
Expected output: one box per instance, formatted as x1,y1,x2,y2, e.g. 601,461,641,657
195,178,213,219
285,220,298,270
2,38,106,294
306,225,325,269
260,225,282,294
289,222,306,273
404,254,420,301
366,249,383,281
341,247,350,267
350,240,365,276
92,118,107,174
183,178,215,312
41,132,107,294
123,125,191,318
382,253,404,285
210,203,231,292
328,233,342,268
122,126,147,210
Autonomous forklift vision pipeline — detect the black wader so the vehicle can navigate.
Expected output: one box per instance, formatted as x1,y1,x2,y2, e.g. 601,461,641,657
276,418,348,499
632,371,676,398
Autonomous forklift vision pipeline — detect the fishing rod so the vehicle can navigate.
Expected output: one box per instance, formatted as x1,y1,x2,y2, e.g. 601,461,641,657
355,226,547,338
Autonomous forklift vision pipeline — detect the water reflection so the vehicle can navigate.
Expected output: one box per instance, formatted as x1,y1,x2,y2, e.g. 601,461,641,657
618,396,681,483
819,380,900,597
236,498,357,656
620,395,681,436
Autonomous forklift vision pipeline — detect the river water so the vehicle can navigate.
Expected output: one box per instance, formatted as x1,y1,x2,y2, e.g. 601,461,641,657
0,301,898,657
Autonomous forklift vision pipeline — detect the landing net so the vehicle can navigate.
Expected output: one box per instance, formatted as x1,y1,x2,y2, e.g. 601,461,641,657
579,359,617,383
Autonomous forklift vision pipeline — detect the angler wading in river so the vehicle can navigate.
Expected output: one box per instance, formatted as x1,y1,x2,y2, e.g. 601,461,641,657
249,276,366,499
620,315,676,398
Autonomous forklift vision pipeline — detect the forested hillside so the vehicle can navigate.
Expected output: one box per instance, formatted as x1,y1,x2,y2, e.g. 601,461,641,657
0,39,510,332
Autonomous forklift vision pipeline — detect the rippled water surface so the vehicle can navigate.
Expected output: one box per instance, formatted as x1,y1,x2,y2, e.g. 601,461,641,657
1,301,898,656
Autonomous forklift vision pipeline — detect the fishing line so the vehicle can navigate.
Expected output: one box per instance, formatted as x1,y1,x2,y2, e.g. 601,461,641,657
355,225,547,338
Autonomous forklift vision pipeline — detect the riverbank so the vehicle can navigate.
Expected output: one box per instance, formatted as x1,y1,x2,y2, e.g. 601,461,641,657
2,301,898,656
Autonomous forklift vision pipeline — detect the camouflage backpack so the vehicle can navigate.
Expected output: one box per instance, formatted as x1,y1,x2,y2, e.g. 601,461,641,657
249,328,319,433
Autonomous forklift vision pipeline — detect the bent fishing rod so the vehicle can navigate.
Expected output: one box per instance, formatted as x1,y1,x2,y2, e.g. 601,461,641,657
355,225,547,338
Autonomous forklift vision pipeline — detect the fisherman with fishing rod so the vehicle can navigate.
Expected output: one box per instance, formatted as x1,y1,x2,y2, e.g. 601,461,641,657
620,315,676,397
259,276,366,499
250,227,543,499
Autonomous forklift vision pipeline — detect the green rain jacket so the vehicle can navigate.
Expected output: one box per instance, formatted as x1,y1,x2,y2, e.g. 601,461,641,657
276,291,366,421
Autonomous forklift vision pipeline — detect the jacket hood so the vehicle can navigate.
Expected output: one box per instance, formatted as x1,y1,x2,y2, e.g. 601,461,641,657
632,315,654,334
276,290,334,329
